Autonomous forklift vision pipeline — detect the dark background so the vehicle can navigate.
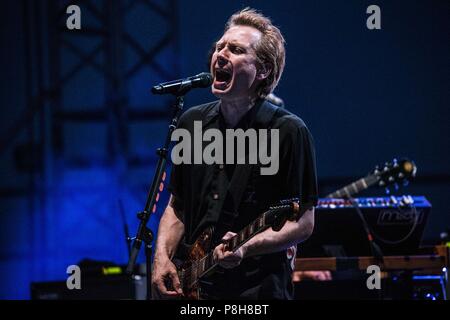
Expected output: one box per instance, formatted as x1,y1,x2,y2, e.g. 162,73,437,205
0,0,449,299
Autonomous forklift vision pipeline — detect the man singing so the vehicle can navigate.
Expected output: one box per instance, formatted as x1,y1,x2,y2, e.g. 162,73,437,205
152,7,318,299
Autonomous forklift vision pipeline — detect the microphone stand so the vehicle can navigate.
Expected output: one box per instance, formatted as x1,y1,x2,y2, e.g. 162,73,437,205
118,199,132,258
126,94,185,300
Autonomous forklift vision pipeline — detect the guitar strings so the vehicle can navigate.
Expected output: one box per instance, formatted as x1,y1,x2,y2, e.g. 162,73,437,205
181,215,267,288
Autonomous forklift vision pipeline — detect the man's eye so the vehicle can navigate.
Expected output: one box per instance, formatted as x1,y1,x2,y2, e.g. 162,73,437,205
232,47,244,54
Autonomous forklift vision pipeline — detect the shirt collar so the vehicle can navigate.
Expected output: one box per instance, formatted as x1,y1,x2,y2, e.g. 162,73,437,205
202,100,220,128
201,98,278,129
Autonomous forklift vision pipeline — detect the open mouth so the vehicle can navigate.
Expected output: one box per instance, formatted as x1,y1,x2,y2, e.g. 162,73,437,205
214,68,232,88
215,69,232,82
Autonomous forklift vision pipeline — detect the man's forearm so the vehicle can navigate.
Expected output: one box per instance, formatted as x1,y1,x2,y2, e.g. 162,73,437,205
241,207,314,258
154,199,185,260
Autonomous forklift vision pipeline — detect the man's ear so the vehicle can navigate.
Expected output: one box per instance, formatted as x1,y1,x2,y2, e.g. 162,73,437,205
256,63,272,80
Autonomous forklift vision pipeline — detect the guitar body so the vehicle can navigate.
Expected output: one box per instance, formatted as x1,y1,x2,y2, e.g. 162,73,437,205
180,227,214,299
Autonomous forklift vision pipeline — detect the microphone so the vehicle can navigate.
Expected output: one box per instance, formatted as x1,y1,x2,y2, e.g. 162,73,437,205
151,72,213,95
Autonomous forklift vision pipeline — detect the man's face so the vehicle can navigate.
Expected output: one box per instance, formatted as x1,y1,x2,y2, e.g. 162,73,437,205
210,25,262,101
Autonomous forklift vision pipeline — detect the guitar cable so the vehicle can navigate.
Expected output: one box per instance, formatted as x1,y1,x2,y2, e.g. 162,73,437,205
344,193,385,264
345,193,384,300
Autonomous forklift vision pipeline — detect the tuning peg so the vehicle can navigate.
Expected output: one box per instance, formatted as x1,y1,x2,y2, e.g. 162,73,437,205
383,166,389,172
379,180,386,187
388,176,395,182
398,172,404,179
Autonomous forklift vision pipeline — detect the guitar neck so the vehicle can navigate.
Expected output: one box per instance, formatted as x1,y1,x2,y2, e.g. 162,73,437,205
182,212,270,288
206,213,269,269
227,213,268,251
326,174,378,198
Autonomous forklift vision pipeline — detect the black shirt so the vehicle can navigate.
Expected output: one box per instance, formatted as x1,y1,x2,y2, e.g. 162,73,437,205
168,98,318,299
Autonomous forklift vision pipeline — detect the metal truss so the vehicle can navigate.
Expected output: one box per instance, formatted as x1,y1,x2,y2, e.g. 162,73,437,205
1,0,180,196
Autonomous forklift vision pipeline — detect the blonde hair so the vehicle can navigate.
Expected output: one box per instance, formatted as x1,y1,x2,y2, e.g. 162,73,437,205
225,8,286,99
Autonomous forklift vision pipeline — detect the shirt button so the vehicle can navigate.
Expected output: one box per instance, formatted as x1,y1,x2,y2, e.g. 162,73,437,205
219,164,224,170
213,193,219,200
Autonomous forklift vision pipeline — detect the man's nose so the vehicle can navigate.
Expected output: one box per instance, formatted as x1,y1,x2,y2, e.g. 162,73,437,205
217,55,228,68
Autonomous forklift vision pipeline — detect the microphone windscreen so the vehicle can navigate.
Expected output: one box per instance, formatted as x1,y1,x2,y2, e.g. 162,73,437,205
197,72,213,87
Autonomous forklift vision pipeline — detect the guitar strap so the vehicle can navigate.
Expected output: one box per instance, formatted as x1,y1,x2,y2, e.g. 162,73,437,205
212,100,279,245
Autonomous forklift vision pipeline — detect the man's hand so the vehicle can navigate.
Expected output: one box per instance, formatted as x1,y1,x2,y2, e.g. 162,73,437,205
213,232,246,269
151,255,183,299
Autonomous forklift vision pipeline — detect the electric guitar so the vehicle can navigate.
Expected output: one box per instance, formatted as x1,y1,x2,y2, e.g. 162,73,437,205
176,198,300,299
325,158,417,198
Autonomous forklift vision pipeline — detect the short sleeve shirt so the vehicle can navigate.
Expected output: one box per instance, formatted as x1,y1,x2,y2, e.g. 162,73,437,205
168,98,318,299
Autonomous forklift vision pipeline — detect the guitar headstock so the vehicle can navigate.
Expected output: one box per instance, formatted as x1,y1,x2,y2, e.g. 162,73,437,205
371,158,417,192
267,198,300,231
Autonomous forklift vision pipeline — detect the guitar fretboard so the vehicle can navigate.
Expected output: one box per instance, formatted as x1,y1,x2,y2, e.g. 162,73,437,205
180,212,269,289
